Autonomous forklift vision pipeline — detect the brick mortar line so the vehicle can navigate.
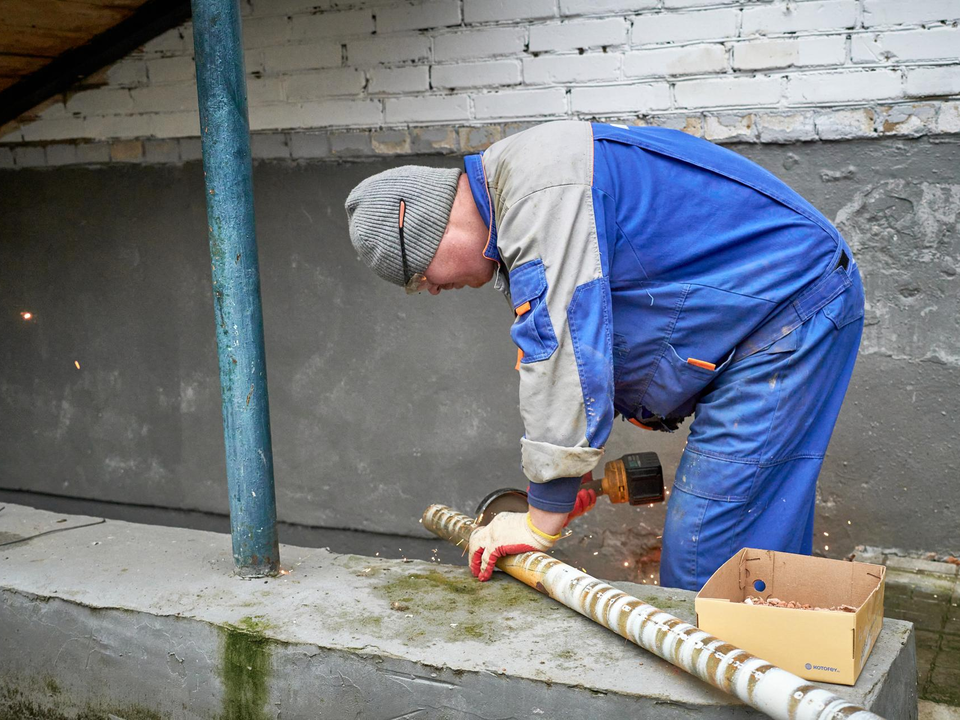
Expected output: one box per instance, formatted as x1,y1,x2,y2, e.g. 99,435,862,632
10,73,960,132
136,6,958,34
128,25,960,59
3,104,960,169
7,95,959,137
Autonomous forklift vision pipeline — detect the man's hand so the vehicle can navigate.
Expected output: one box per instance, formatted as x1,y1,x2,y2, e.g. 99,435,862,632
469,512,560,581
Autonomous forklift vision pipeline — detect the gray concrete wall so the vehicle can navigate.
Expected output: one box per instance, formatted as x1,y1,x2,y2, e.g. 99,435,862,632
1,136,958,564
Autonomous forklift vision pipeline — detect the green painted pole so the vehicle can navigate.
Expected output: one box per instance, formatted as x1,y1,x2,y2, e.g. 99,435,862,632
191,0,279,577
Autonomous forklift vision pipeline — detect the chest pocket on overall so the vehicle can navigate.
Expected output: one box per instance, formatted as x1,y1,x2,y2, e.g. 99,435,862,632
510,259,559,364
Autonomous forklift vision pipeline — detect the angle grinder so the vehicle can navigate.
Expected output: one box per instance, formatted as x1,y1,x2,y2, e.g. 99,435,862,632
474,452,665,526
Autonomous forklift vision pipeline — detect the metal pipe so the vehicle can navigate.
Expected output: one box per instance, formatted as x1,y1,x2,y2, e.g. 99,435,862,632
192,0,279,577
422,505,885,720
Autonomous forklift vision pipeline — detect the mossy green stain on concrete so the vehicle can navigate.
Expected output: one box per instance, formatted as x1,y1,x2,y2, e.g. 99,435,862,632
642,594,684,612
379,569,541,613
374,567,543,644
218,616,272,720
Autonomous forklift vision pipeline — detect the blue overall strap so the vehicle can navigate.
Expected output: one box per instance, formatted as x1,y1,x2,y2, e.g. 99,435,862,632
732,248,853,364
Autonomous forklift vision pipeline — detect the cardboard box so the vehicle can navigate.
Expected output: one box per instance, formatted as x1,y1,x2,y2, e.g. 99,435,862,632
695,548,885,685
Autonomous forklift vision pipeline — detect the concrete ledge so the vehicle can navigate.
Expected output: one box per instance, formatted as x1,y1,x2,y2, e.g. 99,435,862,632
1,503,917,719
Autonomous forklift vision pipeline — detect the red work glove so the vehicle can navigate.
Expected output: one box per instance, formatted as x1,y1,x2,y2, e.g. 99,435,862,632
468,512,559,582
564,488,597,527
563,471,597,527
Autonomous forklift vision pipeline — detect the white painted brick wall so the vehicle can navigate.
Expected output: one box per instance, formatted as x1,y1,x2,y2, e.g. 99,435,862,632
242,16,291,48
3,0,959,148
852,27,960,63
528,19,628,53
741,1,859,36
376,0,461,33
384,95,470,123
561,0,659,15
787,69,903,104
570,83,671,113
675,76,782,108
347,35,430,65
624,44,727,78
367,66,430,94
632,8,739,45
129,84,198,113
523,54,621,84
906,66,960,96
863,0,960,27
289,10,375,40
464,0,556,24
262,43,341,73
284,68,366,100
473,88,567,118
733,37,847,71
434,27,525,61
432,61,521,89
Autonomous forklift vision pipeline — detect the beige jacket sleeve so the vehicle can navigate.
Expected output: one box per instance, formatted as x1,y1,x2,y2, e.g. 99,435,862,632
485,121,614,484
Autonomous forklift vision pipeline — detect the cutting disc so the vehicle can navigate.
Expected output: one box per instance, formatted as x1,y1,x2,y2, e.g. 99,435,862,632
473,488,528,526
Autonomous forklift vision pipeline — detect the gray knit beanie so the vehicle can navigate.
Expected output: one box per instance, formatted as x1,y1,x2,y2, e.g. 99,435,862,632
345,165,463,287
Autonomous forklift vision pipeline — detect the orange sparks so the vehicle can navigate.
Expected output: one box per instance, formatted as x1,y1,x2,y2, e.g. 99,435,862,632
74,361,81,370
21,311,33,320
278,568,291,576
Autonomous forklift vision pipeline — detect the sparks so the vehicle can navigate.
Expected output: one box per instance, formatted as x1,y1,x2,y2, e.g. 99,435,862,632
623,561,630,567
74,360,80,370
824,545,830,551
278,568,291,576
20,311,33,320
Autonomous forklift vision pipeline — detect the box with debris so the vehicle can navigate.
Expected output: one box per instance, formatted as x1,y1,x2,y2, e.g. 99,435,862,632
695,548,886,685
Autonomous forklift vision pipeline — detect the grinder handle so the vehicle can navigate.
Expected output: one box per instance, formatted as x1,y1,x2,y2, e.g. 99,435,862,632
580,460,630,504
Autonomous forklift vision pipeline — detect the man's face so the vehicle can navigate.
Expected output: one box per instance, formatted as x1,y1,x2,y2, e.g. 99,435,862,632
420,256,494,295
417,229,495,295
404,172,495,295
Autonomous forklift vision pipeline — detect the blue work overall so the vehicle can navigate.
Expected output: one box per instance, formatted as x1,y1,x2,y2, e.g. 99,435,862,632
591,125,864,591
466,122,865,591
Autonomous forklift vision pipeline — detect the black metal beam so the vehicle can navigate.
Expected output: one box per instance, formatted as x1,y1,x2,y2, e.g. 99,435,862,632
0,0,192,128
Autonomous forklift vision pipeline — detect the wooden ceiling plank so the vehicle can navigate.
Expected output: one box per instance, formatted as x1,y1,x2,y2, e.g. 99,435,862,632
56,0,150,8
0,54,49,75
0,0,191,126
0,0,133,35
0,26,91,58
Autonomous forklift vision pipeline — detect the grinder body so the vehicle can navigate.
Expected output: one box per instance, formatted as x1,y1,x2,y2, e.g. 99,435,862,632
584,451,665,505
